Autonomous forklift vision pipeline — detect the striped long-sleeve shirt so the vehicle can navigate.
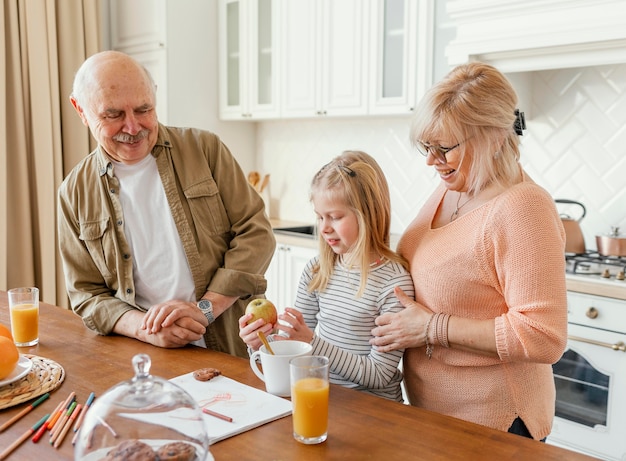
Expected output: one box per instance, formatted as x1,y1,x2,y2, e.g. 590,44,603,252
295,257,415,401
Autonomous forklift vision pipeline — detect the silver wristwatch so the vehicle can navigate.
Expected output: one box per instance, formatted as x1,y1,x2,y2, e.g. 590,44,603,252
197,299,215,324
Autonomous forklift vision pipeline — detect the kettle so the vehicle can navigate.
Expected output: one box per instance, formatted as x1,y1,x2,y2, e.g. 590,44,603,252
555,199,586,254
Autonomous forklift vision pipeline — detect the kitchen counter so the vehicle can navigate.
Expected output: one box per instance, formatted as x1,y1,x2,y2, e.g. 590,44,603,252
566,274,626,301
272,220,626,302
270,219,401,250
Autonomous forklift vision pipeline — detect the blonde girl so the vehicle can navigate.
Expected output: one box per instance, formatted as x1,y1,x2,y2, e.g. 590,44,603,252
240,150,414,401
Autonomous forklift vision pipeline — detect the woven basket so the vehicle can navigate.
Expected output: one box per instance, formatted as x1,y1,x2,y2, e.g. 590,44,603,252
0,355,65,410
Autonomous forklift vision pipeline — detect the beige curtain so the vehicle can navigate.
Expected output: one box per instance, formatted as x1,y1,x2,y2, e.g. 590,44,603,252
1,0,101,307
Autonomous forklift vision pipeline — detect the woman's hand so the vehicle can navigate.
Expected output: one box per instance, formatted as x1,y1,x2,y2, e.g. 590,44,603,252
370,286,432,352
276,308,314,343
238,313,274,351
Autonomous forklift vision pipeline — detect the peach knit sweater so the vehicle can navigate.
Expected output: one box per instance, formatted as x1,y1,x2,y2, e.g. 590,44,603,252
399,180,568,440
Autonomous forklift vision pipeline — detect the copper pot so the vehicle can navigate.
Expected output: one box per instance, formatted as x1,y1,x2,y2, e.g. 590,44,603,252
596,227,626,256
555,199,586,254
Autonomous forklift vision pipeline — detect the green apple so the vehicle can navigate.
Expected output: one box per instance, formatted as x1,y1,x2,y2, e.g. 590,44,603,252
245,299,278,326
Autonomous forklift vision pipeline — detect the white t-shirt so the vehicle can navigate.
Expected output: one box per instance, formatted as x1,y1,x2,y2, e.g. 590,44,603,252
113,155,196,309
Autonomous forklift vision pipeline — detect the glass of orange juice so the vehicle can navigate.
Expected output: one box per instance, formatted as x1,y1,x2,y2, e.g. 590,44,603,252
290,355,329,444
8,287,39,347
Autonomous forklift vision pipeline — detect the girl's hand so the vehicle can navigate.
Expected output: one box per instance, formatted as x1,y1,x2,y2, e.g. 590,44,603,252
370,286,432,352
276,308,314,343
238,313,274,351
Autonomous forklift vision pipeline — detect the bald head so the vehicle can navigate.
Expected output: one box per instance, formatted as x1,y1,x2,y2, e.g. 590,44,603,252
71,51,156,108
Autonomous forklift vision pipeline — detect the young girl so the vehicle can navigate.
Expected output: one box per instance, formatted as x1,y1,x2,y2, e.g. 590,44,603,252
239,150,414,401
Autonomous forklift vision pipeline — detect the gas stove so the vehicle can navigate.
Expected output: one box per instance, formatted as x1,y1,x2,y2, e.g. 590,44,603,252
566,251,626,282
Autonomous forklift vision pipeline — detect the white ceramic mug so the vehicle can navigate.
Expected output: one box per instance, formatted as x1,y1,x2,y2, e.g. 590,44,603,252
250,340,312,396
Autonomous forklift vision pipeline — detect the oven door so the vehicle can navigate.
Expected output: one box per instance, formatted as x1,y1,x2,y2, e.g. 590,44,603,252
547,323,626,460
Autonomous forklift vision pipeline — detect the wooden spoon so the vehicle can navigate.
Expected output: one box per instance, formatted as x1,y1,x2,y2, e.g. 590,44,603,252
257,331,275,355
248,171,261,190
259,174,270,193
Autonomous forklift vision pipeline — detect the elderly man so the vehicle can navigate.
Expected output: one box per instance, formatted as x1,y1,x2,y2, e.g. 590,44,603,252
58,51,275,357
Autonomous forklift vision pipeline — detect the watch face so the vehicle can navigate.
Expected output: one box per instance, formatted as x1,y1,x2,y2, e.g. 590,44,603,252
198,300,214,323
199,300,212,312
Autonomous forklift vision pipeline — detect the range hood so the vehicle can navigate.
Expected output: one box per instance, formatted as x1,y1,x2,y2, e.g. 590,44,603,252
445,0,626,72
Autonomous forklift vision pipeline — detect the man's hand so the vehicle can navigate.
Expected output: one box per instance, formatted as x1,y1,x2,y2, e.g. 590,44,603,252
113,304,206,348
141,300,208,333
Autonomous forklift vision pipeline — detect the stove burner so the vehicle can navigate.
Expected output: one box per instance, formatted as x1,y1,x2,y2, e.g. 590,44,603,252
566,251,626,278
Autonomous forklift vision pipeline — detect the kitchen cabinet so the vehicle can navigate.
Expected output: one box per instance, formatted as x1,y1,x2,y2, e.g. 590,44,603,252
265,242,317,313
445,0,626,72
218,0,280,120
369,0,433,115
109,0,165,52
219,0,434,119
280,0,370,118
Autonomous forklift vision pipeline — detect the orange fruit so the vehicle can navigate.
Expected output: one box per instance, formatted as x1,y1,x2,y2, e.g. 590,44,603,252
0,336,19,380
0,323,13,341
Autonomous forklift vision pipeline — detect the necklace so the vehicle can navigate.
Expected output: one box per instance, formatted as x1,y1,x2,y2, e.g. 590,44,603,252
450,192,474,222
339,255,385,269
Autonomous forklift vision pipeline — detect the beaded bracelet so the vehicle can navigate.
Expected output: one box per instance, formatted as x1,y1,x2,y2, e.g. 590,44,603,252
424,313,435,359
435,313,451,349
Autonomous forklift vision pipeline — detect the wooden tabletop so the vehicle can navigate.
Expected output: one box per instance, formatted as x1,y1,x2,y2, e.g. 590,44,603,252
0,293,599,460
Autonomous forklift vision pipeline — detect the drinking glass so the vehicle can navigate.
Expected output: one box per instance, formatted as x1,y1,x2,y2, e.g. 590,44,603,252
8,287,39,347
290,355,329,444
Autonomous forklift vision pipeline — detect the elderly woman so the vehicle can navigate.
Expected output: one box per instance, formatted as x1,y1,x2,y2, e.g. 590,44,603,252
371,62,567,440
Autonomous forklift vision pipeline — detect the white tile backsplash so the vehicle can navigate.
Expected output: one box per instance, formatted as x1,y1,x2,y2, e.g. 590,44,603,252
258,64,626,251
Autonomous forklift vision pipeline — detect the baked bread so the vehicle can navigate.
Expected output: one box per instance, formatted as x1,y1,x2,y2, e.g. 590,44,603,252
192,367,221,381
101,439,156,460
155,441,196,461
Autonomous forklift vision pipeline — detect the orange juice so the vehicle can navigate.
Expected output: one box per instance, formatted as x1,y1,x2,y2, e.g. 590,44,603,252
10,303,39,345
292,377,329,438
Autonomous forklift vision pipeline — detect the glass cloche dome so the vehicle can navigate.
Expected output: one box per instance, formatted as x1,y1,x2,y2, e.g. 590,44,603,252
74,354,210,460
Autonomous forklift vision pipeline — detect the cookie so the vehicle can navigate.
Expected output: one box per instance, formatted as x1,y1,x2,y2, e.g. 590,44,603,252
193,367,221,381
101,439,156,460
156,441,196,461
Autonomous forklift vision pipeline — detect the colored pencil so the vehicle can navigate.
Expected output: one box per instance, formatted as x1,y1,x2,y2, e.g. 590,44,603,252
50,401,77,444
73,392,95,432
0,393,50,432
202,407,233,423
53,403,81,448
32,398,63,443
48,392,75,432
97,416,118,438
0,414,49,460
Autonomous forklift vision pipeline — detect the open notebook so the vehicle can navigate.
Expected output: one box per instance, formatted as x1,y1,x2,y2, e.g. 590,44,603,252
120,372,292,445
170,372,293,444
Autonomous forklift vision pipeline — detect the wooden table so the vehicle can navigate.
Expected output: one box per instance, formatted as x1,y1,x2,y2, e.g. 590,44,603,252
0,293,599,460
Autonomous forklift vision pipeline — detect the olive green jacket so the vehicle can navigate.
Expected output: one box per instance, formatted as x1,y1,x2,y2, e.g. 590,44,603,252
57,125,275,357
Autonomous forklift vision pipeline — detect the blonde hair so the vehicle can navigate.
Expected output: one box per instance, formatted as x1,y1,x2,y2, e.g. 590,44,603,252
308,150,408,296
410,62,523,195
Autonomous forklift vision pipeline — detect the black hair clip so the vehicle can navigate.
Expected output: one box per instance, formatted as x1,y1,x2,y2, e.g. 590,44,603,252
338,165,356,177
514,109,526,136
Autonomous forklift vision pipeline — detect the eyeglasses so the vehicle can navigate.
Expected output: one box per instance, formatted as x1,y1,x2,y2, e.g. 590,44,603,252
415,140,463,164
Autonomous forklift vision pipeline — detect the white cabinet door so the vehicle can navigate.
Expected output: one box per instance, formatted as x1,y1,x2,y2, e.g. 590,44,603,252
265,243,317,313
369,0,433,115
109,0,166,53
282,244,317,307
218,0,280,120
281,0,369,118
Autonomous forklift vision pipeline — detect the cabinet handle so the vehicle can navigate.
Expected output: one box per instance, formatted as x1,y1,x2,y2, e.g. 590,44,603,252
568,335,626,352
